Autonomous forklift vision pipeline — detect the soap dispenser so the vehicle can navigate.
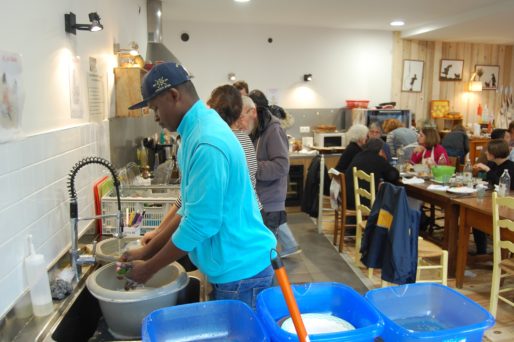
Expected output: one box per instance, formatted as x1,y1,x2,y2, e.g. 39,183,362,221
24,235,53,316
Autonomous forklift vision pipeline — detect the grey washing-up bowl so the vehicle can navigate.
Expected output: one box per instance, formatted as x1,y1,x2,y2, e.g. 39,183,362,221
86,261,188,339
95,236,141,263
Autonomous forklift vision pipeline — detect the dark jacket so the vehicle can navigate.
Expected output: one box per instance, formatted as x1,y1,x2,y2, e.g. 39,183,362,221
335,142,361,173
345,151,400,210
441,131,469,163
360,182,420,284
486,159,514,189
253,113,290,212
301,155,330,218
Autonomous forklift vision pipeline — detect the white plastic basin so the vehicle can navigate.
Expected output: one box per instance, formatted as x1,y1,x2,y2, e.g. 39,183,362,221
86,261,188,339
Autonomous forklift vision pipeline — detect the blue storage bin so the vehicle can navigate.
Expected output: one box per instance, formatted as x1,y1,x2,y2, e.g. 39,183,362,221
365,283,495,342
256,282,384,341
142,300,268,342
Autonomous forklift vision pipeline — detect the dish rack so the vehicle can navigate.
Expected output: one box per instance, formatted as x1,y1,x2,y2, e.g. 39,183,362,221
101,185,180,235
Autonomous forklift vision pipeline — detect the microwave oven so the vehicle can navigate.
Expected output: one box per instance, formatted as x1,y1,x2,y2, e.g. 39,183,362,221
313,132,346,148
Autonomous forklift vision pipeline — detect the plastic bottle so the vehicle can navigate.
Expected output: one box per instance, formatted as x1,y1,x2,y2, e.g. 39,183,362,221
498,169,511,197
397,145,405,168
24,235,53,317
463,159,473,184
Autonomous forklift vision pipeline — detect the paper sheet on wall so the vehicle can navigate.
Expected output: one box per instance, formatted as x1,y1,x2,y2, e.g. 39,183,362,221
69,56,83,118
87,72,106,121
0,50,24,142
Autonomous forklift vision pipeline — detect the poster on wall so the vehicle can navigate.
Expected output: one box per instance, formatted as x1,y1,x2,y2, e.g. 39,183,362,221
439,59,464,81
401,59,424,92
0,50,24,143
475,64,500,90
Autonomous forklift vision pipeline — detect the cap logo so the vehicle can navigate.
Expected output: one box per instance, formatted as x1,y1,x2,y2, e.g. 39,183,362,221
153,76,171,92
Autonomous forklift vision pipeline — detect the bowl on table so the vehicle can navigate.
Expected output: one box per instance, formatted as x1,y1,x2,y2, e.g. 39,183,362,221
431,165,456,183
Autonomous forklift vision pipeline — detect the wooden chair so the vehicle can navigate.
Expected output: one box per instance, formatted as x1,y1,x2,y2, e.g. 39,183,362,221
425,156,458,234
489,192,514,317
416,237,448,286
332,173,357,253
353,167,375,271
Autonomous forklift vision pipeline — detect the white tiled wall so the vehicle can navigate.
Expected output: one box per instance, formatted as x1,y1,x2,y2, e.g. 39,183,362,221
0,122,110,319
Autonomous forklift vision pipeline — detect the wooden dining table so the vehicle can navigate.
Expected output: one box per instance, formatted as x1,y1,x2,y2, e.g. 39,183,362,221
453,192,514,288
402,181,461,276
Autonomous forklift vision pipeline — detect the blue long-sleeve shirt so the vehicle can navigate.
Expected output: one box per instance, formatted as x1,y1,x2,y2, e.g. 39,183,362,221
172,101,276,284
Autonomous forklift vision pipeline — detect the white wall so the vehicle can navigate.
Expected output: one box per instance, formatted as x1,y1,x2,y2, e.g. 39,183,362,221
162,20,394,108
0,0,147,319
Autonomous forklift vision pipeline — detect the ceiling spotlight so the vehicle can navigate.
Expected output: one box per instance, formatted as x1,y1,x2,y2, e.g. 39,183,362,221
390,20,405,27
228,73,237,82
234,0,251,3
65,12,104,35
303,74,313,82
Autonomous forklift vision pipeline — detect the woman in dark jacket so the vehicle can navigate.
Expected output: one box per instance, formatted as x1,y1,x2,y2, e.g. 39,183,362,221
345,138,400,209
335,124,369,172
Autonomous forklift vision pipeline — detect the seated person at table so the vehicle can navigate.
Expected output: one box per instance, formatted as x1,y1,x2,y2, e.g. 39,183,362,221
383,118,418,158
345,138,400,210
441,124,469,164
476,128,510,164
410,127,449,166
509,120,514,148
474,139,514,190
335,124,368,173
368,122,391,161
473,139,514,255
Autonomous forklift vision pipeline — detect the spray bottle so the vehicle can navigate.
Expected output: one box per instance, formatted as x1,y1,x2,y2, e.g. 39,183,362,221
24,235,53,316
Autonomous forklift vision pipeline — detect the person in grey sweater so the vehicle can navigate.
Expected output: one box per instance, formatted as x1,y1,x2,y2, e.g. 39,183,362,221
383,118,418,158
249,90,301,257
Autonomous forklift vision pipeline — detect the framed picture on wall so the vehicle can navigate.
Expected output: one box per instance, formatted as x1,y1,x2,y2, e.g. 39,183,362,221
402,59,424,92
475,64,500,90
439,59,464,81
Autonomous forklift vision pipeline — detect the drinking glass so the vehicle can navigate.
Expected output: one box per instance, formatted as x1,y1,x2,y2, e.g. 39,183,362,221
476,186,486,202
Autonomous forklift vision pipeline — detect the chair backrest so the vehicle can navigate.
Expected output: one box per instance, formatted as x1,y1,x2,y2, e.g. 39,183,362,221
492,192,514,259
338,172,347,212
353,167,376,225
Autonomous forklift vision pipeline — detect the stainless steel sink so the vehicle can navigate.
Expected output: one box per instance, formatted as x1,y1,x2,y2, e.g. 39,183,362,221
46,275,201,342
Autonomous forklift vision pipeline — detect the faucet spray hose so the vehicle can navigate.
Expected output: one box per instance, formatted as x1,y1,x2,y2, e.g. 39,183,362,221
67,156,122,214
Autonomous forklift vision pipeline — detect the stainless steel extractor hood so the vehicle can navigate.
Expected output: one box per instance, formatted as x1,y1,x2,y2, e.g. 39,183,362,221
146,0,181,64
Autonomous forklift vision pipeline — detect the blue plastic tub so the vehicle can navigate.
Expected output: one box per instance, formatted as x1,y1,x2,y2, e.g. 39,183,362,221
365,283,495,342
256,282,384,341
141,300,268,341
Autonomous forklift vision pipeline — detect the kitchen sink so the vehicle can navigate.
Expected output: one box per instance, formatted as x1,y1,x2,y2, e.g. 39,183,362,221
48,276,201,342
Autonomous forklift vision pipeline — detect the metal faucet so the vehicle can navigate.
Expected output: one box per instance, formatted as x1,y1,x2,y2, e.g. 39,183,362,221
67,157,123,280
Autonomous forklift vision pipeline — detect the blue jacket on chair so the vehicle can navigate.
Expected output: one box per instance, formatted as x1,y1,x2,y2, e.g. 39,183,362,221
360,182,420,284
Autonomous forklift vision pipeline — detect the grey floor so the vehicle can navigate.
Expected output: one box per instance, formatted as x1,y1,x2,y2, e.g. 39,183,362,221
279,212,369,294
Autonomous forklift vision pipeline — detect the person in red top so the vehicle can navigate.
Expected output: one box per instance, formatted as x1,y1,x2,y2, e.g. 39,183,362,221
410,127,449,166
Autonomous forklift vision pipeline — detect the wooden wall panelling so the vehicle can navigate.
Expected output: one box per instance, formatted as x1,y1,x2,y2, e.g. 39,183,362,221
393,38,513,127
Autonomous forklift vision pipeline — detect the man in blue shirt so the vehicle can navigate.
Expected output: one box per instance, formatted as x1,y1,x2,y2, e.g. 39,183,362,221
122,63,276,307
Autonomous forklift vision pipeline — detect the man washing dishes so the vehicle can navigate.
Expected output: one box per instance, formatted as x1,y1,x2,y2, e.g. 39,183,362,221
119,63,276,308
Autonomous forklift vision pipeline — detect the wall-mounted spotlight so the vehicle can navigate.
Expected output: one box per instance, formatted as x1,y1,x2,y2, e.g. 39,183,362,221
65,12,104,35
303,74,313,82
228,73,237,82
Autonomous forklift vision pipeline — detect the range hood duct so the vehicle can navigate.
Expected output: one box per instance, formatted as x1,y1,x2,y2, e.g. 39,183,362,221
146,0,181,64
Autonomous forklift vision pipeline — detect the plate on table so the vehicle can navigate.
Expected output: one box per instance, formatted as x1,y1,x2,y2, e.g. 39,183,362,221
447,187,476,194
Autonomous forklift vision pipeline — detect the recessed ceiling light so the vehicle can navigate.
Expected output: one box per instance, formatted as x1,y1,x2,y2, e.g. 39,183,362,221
234,0,251,3
390,20,405,27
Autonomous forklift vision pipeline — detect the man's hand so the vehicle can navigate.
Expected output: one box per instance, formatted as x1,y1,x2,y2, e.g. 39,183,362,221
125,260,155,285
119,246,147,262
141,230,158,245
